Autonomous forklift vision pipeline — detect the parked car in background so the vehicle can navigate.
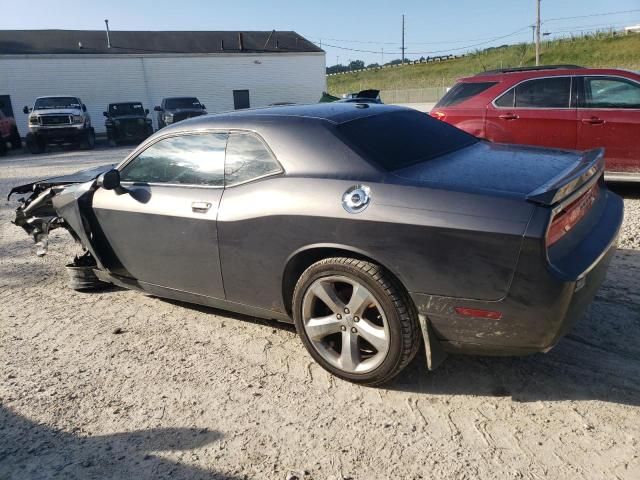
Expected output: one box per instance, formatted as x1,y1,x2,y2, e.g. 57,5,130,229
154,97,207,129
338,89,383,104
0,107,21,156
23,96,95,154
9,104,622,385
104,102,153,145
430,66,640,181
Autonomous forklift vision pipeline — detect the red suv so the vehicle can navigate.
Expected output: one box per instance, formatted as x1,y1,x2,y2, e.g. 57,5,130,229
431,65,640,181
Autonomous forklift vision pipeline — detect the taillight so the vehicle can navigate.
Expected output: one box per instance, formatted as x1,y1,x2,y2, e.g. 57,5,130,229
430,110,446,121
546,183,599,247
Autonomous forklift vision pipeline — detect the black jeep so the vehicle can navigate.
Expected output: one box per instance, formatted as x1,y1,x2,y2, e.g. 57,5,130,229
154,97,207,129
104,102,153,145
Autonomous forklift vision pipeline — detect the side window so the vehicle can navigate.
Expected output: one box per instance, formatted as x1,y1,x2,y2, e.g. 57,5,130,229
225,133,282,186
582,77,640,109
514,77,571,108
120,133,227,186
494,87,515,108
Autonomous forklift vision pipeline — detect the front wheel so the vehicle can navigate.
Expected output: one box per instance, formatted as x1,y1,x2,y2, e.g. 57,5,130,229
26,134,45,154
80,128,95,150
9,126,22,150
292,257,421,386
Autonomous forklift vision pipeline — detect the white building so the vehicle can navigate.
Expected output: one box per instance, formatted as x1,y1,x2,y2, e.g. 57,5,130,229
0,30,326,134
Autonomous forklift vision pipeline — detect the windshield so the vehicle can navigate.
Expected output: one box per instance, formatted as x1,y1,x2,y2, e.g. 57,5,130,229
34,97,81,110
109,103,144,115
165,98,202,109
336,110,478,171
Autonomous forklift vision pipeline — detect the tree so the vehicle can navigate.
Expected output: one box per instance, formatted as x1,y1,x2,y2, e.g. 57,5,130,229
348,59,365,71
366,63,380,69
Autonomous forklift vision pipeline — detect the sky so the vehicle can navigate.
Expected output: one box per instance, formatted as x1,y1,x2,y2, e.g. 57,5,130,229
2,0,640,65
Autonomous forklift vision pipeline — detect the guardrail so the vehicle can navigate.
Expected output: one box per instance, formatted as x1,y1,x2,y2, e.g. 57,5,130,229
326,54,465,76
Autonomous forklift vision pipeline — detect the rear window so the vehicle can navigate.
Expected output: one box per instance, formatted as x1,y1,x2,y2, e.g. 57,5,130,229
435,82,497,107
337,110,478,171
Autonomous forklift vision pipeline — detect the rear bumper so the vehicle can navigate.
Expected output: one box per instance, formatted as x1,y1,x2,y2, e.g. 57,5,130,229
410,189,623,356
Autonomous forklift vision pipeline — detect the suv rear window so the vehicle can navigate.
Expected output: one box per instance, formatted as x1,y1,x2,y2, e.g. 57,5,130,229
435,82,497,107
337,110,478,171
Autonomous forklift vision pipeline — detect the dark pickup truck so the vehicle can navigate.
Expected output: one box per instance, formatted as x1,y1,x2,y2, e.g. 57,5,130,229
154,97,207,129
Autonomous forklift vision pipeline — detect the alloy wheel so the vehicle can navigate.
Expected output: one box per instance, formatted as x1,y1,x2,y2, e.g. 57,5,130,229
301,275,390,374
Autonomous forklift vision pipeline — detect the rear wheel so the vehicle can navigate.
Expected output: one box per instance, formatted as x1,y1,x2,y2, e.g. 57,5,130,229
80,128,95,150
293,257,421,385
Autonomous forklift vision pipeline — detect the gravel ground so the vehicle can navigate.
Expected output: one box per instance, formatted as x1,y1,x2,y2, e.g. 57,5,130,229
1,147,639,480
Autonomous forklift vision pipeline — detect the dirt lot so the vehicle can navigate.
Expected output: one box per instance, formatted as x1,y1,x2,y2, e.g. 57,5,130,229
1,147,639,480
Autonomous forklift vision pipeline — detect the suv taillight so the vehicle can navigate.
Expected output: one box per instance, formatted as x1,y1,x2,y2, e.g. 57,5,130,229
546,183,599,247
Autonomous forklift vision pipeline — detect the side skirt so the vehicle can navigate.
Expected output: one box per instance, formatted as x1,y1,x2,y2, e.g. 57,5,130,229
94,269,292,324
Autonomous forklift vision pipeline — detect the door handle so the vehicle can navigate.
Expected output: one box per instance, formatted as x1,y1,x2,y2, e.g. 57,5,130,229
191,201,212,213
498,113,519,120
581,117,605,125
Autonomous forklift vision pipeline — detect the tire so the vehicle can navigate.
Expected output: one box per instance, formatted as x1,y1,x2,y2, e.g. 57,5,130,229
26,134,45,154
292,257,421,386
65,263,107,291
80,128,95,150
9,126,22,150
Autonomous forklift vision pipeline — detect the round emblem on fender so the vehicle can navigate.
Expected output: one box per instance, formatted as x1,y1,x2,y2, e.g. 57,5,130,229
342,185,371,213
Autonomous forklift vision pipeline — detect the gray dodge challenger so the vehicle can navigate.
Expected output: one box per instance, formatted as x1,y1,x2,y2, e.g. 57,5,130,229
9,103,623,385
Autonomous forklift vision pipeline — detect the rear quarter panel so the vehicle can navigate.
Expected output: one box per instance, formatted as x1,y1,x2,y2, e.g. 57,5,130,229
217,176,534,315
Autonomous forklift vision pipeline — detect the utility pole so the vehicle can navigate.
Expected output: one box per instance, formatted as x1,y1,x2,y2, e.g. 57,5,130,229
381,47,384,66
401,14,406,65
531,25,536,45
535,0,541,66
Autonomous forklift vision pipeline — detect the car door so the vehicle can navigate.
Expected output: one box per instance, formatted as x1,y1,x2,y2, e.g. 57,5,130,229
576,75,640,176
486,76,577,149
216,131,285,310
92,131,228,298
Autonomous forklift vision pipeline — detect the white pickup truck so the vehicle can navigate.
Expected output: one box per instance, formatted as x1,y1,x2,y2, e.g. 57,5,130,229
23,96,95,154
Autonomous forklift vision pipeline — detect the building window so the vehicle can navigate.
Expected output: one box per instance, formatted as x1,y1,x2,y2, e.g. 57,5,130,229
233,90,250,110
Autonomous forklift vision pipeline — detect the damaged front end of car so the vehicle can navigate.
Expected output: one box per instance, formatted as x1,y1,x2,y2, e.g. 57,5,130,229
8,164,114,260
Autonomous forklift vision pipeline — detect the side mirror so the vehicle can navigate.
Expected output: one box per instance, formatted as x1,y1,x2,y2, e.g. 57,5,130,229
97,169,121,191
82,104,87,112
23,106,30,114
145,108,149,115
154,106,162,112
103,111,108,117
201,104,206,110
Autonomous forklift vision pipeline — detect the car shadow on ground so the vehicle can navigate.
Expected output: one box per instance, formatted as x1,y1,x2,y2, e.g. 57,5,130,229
0,405,241,480
388,248,640,406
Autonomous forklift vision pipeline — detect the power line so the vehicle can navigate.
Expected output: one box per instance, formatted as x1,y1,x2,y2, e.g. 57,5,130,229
544,8,640,23
308,8,640,47
319,25,532,56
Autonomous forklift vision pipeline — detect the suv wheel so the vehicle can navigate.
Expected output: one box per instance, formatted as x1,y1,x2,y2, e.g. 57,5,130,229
292,257,421,385
9,126,22,150
26,134,45,154
80,129,95,150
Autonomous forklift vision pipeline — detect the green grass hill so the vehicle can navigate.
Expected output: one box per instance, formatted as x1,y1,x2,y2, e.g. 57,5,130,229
327,33,640,95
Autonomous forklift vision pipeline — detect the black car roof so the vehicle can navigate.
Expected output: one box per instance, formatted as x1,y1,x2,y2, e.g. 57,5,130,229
169,103,410,130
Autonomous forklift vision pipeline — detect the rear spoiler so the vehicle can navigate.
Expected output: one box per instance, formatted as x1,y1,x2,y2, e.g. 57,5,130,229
526,148,605,206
